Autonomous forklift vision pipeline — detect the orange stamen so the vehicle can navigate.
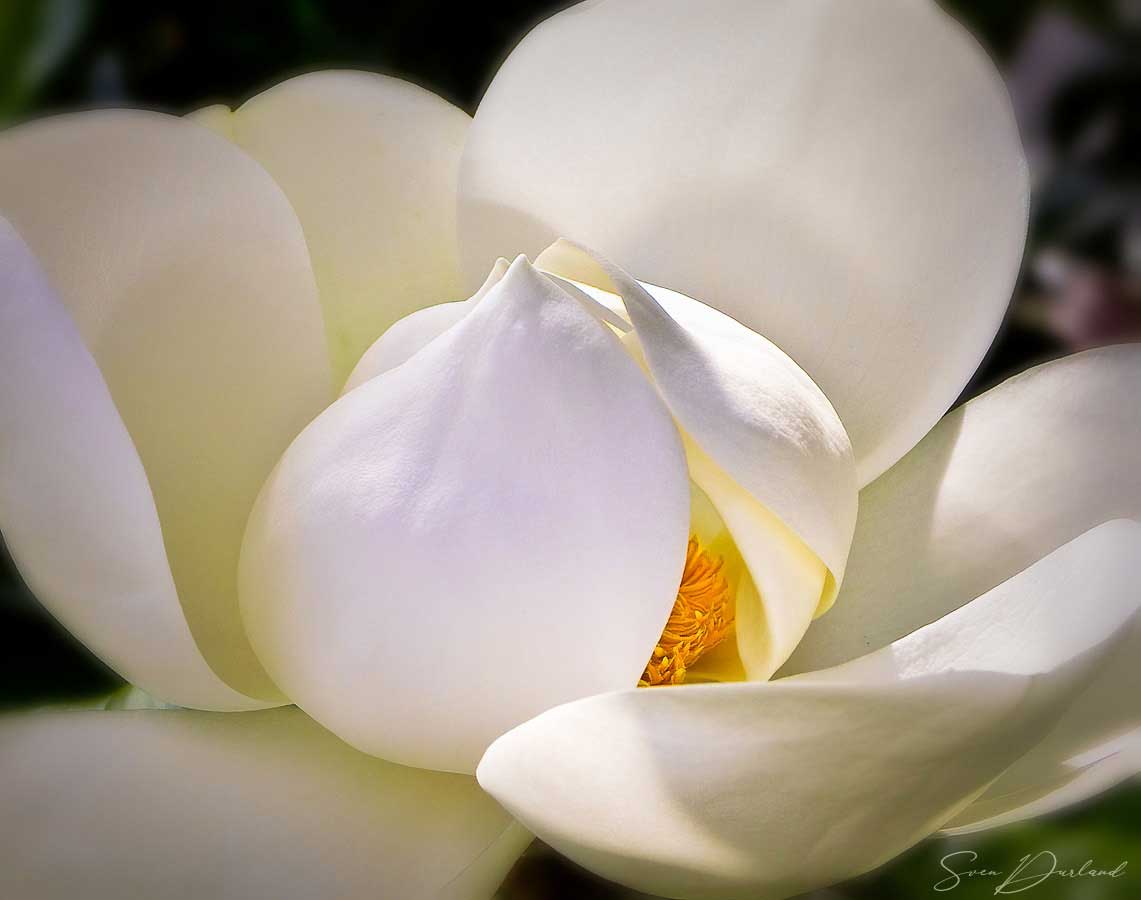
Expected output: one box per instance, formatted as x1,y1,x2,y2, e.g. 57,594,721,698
639,537,734,687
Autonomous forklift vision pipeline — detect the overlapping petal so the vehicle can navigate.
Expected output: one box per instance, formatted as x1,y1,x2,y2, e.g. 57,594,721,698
539,243,857,677
0,112,332,704
240,258,691,773
192,70,471,385
0,708,530,900
783,346,1141,823
459,0,1028,484
477,521,1141,900
0,221,254,711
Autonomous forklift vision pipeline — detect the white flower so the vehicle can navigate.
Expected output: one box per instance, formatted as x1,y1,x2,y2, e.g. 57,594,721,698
0,2,1137,900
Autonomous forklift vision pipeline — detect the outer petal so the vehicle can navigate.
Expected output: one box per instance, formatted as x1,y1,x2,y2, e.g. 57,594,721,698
0,113,333,704
782,346,1141,822
459,0,1028,484
541,243,857,676
0,708,530,900
477,521,1140,900
240,258,691,774
191,70,471,385
0,221,255,711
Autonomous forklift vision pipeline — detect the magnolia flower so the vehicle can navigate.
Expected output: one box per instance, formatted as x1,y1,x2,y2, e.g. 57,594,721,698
0,3,1138,900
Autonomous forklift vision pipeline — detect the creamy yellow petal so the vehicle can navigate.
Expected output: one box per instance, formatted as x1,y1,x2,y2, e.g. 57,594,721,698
0,111,332,702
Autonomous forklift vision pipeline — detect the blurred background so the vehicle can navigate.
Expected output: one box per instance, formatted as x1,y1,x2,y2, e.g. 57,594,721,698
0,1,1138,897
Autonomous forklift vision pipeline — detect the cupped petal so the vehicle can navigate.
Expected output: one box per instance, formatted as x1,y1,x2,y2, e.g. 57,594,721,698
240,258,691,774
191,70,471,385
540,242,857,676
0,707,530,900
477,521,1141,900
0,110,332,703
459,0,1028,484
783,346,1141,819
0,220,258,711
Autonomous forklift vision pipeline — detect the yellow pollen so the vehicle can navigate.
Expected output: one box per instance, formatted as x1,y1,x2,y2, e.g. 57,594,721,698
639,537,735,687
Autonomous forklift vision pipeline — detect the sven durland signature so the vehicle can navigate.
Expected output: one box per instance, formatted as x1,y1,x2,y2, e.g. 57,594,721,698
934,849,1128,894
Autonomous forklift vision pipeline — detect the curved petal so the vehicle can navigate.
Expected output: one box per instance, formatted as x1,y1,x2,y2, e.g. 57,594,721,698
0,110,335,703
477,521,1141,900
343,258,511,393
0,708,530,900
782,346,1141,821
540,242,856,676
588,247,856,594
240,258,691,774
191,70,471,385
459,0,1028,484
0,220,257,711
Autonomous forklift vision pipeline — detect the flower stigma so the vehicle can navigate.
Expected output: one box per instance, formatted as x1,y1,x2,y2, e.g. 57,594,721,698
639,537,735,686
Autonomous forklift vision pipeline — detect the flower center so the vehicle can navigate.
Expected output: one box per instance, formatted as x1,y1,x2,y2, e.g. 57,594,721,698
639,537,735,687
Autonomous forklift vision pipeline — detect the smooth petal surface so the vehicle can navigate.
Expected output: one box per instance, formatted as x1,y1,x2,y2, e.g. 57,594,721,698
783,346,1141,821
0,221,255,711
240,258,690,774
459,0,1028,484
0,708,530,900
0,113,332,703
478,521,1140,900
192,70,471,385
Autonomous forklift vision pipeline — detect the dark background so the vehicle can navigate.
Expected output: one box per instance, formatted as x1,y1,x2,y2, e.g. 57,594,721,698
1,2,1138,898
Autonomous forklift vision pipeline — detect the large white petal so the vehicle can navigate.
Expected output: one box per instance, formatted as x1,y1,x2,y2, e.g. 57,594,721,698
240,258,691,774
477,521,1140,900
459,0,1028,484
192,70,471,385
783,346,1141,823
0,220,256,711
0,707,529,900
0,112,333,703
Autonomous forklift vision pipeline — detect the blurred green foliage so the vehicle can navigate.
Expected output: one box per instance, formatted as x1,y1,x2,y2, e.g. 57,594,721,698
1,1,1138,898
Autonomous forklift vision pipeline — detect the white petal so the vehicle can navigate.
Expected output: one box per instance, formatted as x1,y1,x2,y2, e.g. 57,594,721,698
0,708,529,900
0,220,257,711
240,258,691,774
0,111,332,702
192,71,471,385
783,347,1141,821
477,521,1141,900
541,243,857,676
942,730,1141,835
343,257,511,393
459,0,1028,484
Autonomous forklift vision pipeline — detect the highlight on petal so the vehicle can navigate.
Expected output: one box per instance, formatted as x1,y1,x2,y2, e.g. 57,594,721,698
0,106,338,706
782,346,1141,823
0,708,530,900
0,220,257,711
477,521,1141,900
459,0,1028,484
191,70,471,385
240,257,691,774
539,242,857,677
